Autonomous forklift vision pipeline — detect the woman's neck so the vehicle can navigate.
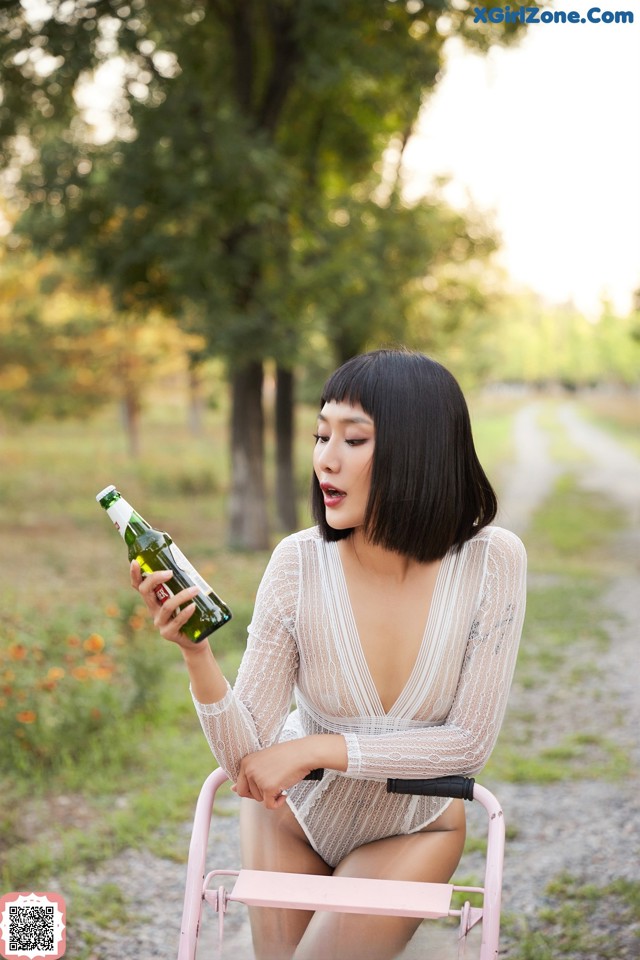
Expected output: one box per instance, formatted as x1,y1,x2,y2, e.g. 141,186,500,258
344,530,418,583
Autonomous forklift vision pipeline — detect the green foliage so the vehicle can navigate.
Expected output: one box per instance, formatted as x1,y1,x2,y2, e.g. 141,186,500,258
0,591,170,779
0,249,202,426
489,292,640,388
0,0,523,369
0,252,117,420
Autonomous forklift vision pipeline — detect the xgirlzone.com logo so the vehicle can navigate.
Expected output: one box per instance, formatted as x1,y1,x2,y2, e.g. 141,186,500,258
472,5,634,23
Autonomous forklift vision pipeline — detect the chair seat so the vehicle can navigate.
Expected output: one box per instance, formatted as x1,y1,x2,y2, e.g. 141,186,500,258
228,869,454,919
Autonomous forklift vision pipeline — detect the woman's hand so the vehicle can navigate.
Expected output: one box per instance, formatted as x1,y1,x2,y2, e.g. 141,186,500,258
234,741,318,810
234,736,348,810
130,560,204,652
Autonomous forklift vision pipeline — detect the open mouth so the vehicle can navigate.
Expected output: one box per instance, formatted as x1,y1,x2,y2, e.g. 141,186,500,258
320,483,347,506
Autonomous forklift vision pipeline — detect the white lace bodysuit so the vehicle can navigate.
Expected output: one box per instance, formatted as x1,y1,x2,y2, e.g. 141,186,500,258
192,524,527,868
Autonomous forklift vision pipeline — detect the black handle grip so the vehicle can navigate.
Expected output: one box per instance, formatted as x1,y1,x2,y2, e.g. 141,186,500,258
304,768,324,781
386,775,475,801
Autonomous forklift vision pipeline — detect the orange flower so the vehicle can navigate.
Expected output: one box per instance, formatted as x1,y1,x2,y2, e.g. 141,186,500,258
3,669,15,683
72,666,90,681
8,644,27,661
67,635,81,647
128,615,146,631
47,667,66,682
84,634,105,653
105,604,120,617
91,667,114,681
16,710,37,724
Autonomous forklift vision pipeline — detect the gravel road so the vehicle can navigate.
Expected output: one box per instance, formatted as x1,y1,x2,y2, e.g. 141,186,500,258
71,401,640,960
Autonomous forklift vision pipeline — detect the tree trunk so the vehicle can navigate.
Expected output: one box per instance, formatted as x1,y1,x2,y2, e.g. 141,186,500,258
121,390,141,458
275,364,298,532
228,360,270,550
187,356,205,436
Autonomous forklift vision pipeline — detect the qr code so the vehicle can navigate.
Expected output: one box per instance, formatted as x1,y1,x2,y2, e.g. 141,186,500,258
9,905,54,952
0,893,65,960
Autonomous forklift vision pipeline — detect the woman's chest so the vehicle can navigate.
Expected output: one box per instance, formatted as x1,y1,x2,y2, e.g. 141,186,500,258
296,544,482,719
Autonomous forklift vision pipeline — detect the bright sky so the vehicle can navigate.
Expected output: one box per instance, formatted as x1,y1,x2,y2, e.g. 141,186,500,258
402,2,640,317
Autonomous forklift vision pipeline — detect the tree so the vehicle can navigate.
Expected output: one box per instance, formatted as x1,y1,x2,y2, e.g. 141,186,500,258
0,0,524,547
0,250,197,452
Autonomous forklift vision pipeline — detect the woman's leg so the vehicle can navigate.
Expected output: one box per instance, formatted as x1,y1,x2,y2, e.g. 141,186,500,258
239,798,332,960
293,799,466,960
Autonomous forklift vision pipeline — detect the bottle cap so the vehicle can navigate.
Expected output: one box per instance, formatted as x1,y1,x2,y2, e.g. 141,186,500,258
96,484,117,502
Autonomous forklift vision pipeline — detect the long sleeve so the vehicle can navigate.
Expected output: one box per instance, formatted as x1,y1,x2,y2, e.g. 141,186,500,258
342,527,527,780
192,536,300,781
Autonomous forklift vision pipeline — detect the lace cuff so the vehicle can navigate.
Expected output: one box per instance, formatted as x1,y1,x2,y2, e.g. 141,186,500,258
190,680,233,716
344,732,363,777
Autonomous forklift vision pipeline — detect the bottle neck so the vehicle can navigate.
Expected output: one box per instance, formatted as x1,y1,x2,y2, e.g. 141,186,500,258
104,494,152,545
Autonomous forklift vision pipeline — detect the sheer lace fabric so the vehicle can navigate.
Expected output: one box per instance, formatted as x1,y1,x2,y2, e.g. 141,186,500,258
193,525,526,867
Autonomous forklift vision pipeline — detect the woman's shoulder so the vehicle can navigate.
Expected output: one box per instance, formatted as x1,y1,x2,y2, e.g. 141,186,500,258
274,525,322,549
468,524,527,563
268,525,322,563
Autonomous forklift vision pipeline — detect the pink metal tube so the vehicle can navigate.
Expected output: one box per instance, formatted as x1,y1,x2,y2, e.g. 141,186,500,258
177,768,229,960
471,783,505,960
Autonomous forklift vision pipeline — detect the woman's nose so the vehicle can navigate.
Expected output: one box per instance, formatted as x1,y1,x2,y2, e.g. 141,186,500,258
315,438,340,472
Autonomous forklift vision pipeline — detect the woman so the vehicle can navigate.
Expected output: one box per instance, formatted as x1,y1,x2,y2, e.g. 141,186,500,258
132,348,527,960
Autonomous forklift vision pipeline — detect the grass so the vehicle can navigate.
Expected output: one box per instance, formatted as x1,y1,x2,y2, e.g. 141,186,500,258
502,875,640,959
578,392,640,457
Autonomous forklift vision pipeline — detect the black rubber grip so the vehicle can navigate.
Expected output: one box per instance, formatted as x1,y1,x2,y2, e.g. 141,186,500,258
304,768,324,781
386,775,475,801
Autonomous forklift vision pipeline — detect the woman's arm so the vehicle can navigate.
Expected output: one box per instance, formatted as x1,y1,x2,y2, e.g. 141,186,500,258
133,537,347,806
188,537,307,782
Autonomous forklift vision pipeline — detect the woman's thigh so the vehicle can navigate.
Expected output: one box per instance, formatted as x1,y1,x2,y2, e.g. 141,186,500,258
293,799,466,960
240,798,332,960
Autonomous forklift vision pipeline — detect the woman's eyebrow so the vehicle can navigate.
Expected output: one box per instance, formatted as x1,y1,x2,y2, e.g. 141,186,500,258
317,412,373,426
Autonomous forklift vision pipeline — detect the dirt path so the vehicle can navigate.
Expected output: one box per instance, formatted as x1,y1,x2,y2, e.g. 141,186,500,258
74,401,640,960
494,401,640,913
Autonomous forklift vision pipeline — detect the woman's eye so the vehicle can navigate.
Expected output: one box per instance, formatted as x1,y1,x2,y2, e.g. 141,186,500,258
313,434,368,446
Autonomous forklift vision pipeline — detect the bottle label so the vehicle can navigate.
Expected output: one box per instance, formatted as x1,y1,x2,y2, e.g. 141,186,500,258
154,583,173,604
169,543,214,596
106,499,133,539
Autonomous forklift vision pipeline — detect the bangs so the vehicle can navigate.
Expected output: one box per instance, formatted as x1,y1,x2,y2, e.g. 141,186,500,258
320,354,381,416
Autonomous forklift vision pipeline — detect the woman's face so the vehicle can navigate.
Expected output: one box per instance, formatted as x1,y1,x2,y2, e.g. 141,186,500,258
313,400,375,530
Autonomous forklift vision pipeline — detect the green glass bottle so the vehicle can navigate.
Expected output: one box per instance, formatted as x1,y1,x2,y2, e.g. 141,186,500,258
96,484,232,643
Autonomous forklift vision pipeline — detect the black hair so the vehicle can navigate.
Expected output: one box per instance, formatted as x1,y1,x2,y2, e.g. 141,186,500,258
311,348,497,562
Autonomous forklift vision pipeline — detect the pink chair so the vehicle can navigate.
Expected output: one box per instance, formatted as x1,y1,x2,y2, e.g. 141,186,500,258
177,771,505,960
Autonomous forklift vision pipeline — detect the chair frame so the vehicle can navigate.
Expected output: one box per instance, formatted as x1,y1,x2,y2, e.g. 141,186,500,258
177,770,505,960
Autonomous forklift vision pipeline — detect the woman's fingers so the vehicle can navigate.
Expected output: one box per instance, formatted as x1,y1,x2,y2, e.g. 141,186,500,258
130,562,198,644
236,751,296,809
130,559,143,588
154,585,198,632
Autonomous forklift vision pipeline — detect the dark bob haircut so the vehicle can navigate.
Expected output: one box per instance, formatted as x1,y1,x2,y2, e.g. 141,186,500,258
311,348,497,563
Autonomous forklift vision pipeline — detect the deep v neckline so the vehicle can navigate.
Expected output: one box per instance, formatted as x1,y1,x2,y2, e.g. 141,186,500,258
328,541,452,717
